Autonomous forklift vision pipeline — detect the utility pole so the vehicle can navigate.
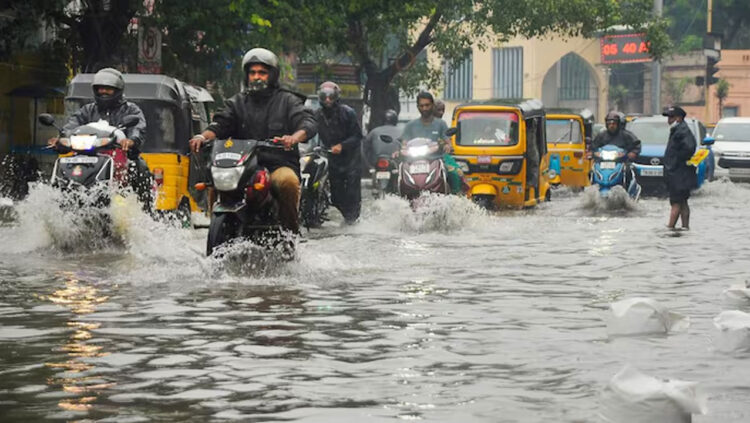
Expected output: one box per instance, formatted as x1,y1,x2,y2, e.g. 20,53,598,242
651,0,663,114
705,0,713,122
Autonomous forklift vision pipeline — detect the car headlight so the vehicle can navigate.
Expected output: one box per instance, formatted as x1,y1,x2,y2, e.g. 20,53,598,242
211,166,244,191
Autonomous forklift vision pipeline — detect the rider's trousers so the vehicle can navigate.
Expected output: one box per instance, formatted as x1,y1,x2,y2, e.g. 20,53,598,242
270,166,301,234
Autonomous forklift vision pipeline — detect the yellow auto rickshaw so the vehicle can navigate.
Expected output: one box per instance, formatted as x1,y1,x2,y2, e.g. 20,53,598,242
546,108,594,189
65,74,214,225
449,99,551,209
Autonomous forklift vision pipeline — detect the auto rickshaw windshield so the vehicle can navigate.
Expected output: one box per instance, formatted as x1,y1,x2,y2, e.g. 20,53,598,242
547,119,582,144
457,112,519,147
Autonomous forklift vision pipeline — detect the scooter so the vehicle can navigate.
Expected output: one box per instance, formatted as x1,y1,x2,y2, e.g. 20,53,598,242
299,145,330,229
591,144,641,200
199,138,293,257
38,113,141,208
387,136,449,200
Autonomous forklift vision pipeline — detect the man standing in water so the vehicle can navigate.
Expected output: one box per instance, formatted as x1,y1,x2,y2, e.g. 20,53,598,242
401,92,465,194
315,81,363,225
662,106,697,230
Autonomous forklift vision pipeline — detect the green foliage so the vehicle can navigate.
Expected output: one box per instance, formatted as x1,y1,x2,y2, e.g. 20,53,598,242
665,0,750,51
716,78,730,100
609,84,630,110
664,76,692,104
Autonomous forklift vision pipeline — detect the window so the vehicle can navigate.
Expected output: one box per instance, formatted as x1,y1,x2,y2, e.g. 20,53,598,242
456,111,519,146
493,47,523,98
559,53,590,101
444,54,473,100
723,106,739,118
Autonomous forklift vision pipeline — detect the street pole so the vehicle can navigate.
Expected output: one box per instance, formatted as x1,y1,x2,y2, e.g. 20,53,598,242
651,0,663,114
705,0,713,122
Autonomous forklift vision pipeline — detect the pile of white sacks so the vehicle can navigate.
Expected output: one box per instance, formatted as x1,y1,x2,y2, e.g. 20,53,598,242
598,281,750,422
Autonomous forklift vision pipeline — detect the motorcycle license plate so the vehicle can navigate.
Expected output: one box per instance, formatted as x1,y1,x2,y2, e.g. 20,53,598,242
410,162,430,174
60,156,99,164
600,162,616,169
376,171,391,180
641,168,663,177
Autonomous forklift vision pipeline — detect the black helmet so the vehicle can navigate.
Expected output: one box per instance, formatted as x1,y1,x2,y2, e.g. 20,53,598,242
605,110,625,126
384,109,398,125
318,81,340,108
241,48,280,93
92,68,125,110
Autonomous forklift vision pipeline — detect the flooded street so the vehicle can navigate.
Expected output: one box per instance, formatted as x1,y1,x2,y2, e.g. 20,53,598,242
1,181,750,422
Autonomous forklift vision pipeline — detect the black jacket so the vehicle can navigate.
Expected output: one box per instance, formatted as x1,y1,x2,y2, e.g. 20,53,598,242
664,120,697,191
207,87,317,172
63,100,147,152
591,128,642,156
315,104,363,171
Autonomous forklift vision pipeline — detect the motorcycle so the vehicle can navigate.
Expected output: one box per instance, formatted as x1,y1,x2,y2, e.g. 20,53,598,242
370,154,398,198
383,136,449,201
200,138,293,258
591,144,642,200
299,145,330,229
38,113,141,207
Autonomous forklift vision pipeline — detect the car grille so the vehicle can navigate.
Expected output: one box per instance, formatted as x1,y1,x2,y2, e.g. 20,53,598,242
718,157,750,168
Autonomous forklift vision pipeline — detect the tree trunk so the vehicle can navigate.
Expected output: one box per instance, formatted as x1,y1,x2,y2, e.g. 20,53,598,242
74,0,136,72
364,71,401,132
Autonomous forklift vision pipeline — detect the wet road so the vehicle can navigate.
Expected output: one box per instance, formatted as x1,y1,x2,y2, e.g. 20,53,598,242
1,181,749,422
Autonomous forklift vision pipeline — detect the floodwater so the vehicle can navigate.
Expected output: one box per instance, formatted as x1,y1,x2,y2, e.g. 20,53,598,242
1,181,749,422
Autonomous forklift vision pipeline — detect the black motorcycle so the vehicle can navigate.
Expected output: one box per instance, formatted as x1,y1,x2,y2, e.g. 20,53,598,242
370,154,398,198
299,146,330,229
204,138,293,257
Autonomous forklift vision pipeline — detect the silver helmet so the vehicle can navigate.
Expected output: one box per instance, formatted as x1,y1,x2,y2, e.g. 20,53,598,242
92,68,125,110
241,48,280,92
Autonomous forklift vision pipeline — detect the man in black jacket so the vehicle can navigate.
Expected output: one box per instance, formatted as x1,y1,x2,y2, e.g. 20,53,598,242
315,81,363,224
49,68,152,207
189,48,317,234
591,111,641,159
662,106,697,229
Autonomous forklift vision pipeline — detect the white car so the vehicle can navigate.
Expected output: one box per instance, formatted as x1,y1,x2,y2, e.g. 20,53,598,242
711,117,750,182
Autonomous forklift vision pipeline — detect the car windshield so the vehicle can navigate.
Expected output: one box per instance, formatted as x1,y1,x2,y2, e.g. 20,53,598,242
625,121,670,145
546,119,582,143
713,123,750,142
457,112,519,146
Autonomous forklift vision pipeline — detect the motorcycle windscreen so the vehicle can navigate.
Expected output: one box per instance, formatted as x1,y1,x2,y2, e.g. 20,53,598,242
56,156,111,186
212,139,258,167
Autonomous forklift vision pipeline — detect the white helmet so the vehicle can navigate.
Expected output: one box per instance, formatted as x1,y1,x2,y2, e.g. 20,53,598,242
241,48,280,90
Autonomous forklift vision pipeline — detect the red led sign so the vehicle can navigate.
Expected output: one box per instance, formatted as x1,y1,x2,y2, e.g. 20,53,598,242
600,33,652,64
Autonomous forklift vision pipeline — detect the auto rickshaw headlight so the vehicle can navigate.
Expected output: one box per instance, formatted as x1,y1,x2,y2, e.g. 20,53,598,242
211,166,244,191
497,160,521,174
457,160,470,173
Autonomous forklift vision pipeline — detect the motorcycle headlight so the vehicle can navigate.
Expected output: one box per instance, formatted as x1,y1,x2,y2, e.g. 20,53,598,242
70,135,98,150
600,151,618,161
407,145,430,157
211,166,244,191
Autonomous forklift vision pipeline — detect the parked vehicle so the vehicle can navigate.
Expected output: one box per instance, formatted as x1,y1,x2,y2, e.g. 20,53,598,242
448,99,551,209
65,74,214,226
546,108,594,189
201,138,292,258
394,136,449,200
299,145,330,228
625,115,713,194
591,145,641,200
709,117,750,182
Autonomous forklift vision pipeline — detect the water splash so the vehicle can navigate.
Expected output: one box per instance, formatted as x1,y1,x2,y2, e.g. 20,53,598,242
580,185,639,214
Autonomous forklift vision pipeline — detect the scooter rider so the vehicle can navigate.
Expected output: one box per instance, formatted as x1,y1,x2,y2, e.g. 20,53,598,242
362,109,401,169
189,47,317,235
48,67,152,207
314,81,363,225
591,111,641,159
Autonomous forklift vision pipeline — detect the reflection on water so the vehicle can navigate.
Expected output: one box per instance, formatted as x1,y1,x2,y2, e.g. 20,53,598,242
0,181,749,421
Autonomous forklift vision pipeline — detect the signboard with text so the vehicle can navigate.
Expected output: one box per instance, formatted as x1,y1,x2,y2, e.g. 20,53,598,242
600,33,652,64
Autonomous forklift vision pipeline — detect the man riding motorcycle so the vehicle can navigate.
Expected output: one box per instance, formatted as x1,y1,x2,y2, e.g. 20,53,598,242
48,67,152,208
590,110,641,188
362,109,401,171
189,47,317,235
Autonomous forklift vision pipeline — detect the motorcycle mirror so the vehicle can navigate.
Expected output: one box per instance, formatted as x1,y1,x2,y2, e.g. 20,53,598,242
446,127,458,137
120,116,140,128
38,114,56,127
379,134,394,143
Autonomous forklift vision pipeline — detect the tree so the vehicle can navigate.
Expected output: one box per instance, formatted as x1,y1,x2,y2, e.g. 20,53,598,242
235,0,669,128
664,76,692,105
716,78,730,117
666,0,750,52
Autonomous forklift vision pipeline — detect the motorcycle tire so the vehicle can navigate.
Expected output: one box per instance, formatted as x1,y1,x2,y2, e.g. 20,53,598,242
207,213,238,256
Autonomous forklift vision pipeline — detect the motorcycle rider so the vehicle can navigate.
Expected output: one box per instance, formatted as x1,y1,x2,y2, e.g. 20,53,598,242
314,81,363,225
189,48,317,235
362,109,402,169
590,110,641,186
48,67,152,208
400,91,466,194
